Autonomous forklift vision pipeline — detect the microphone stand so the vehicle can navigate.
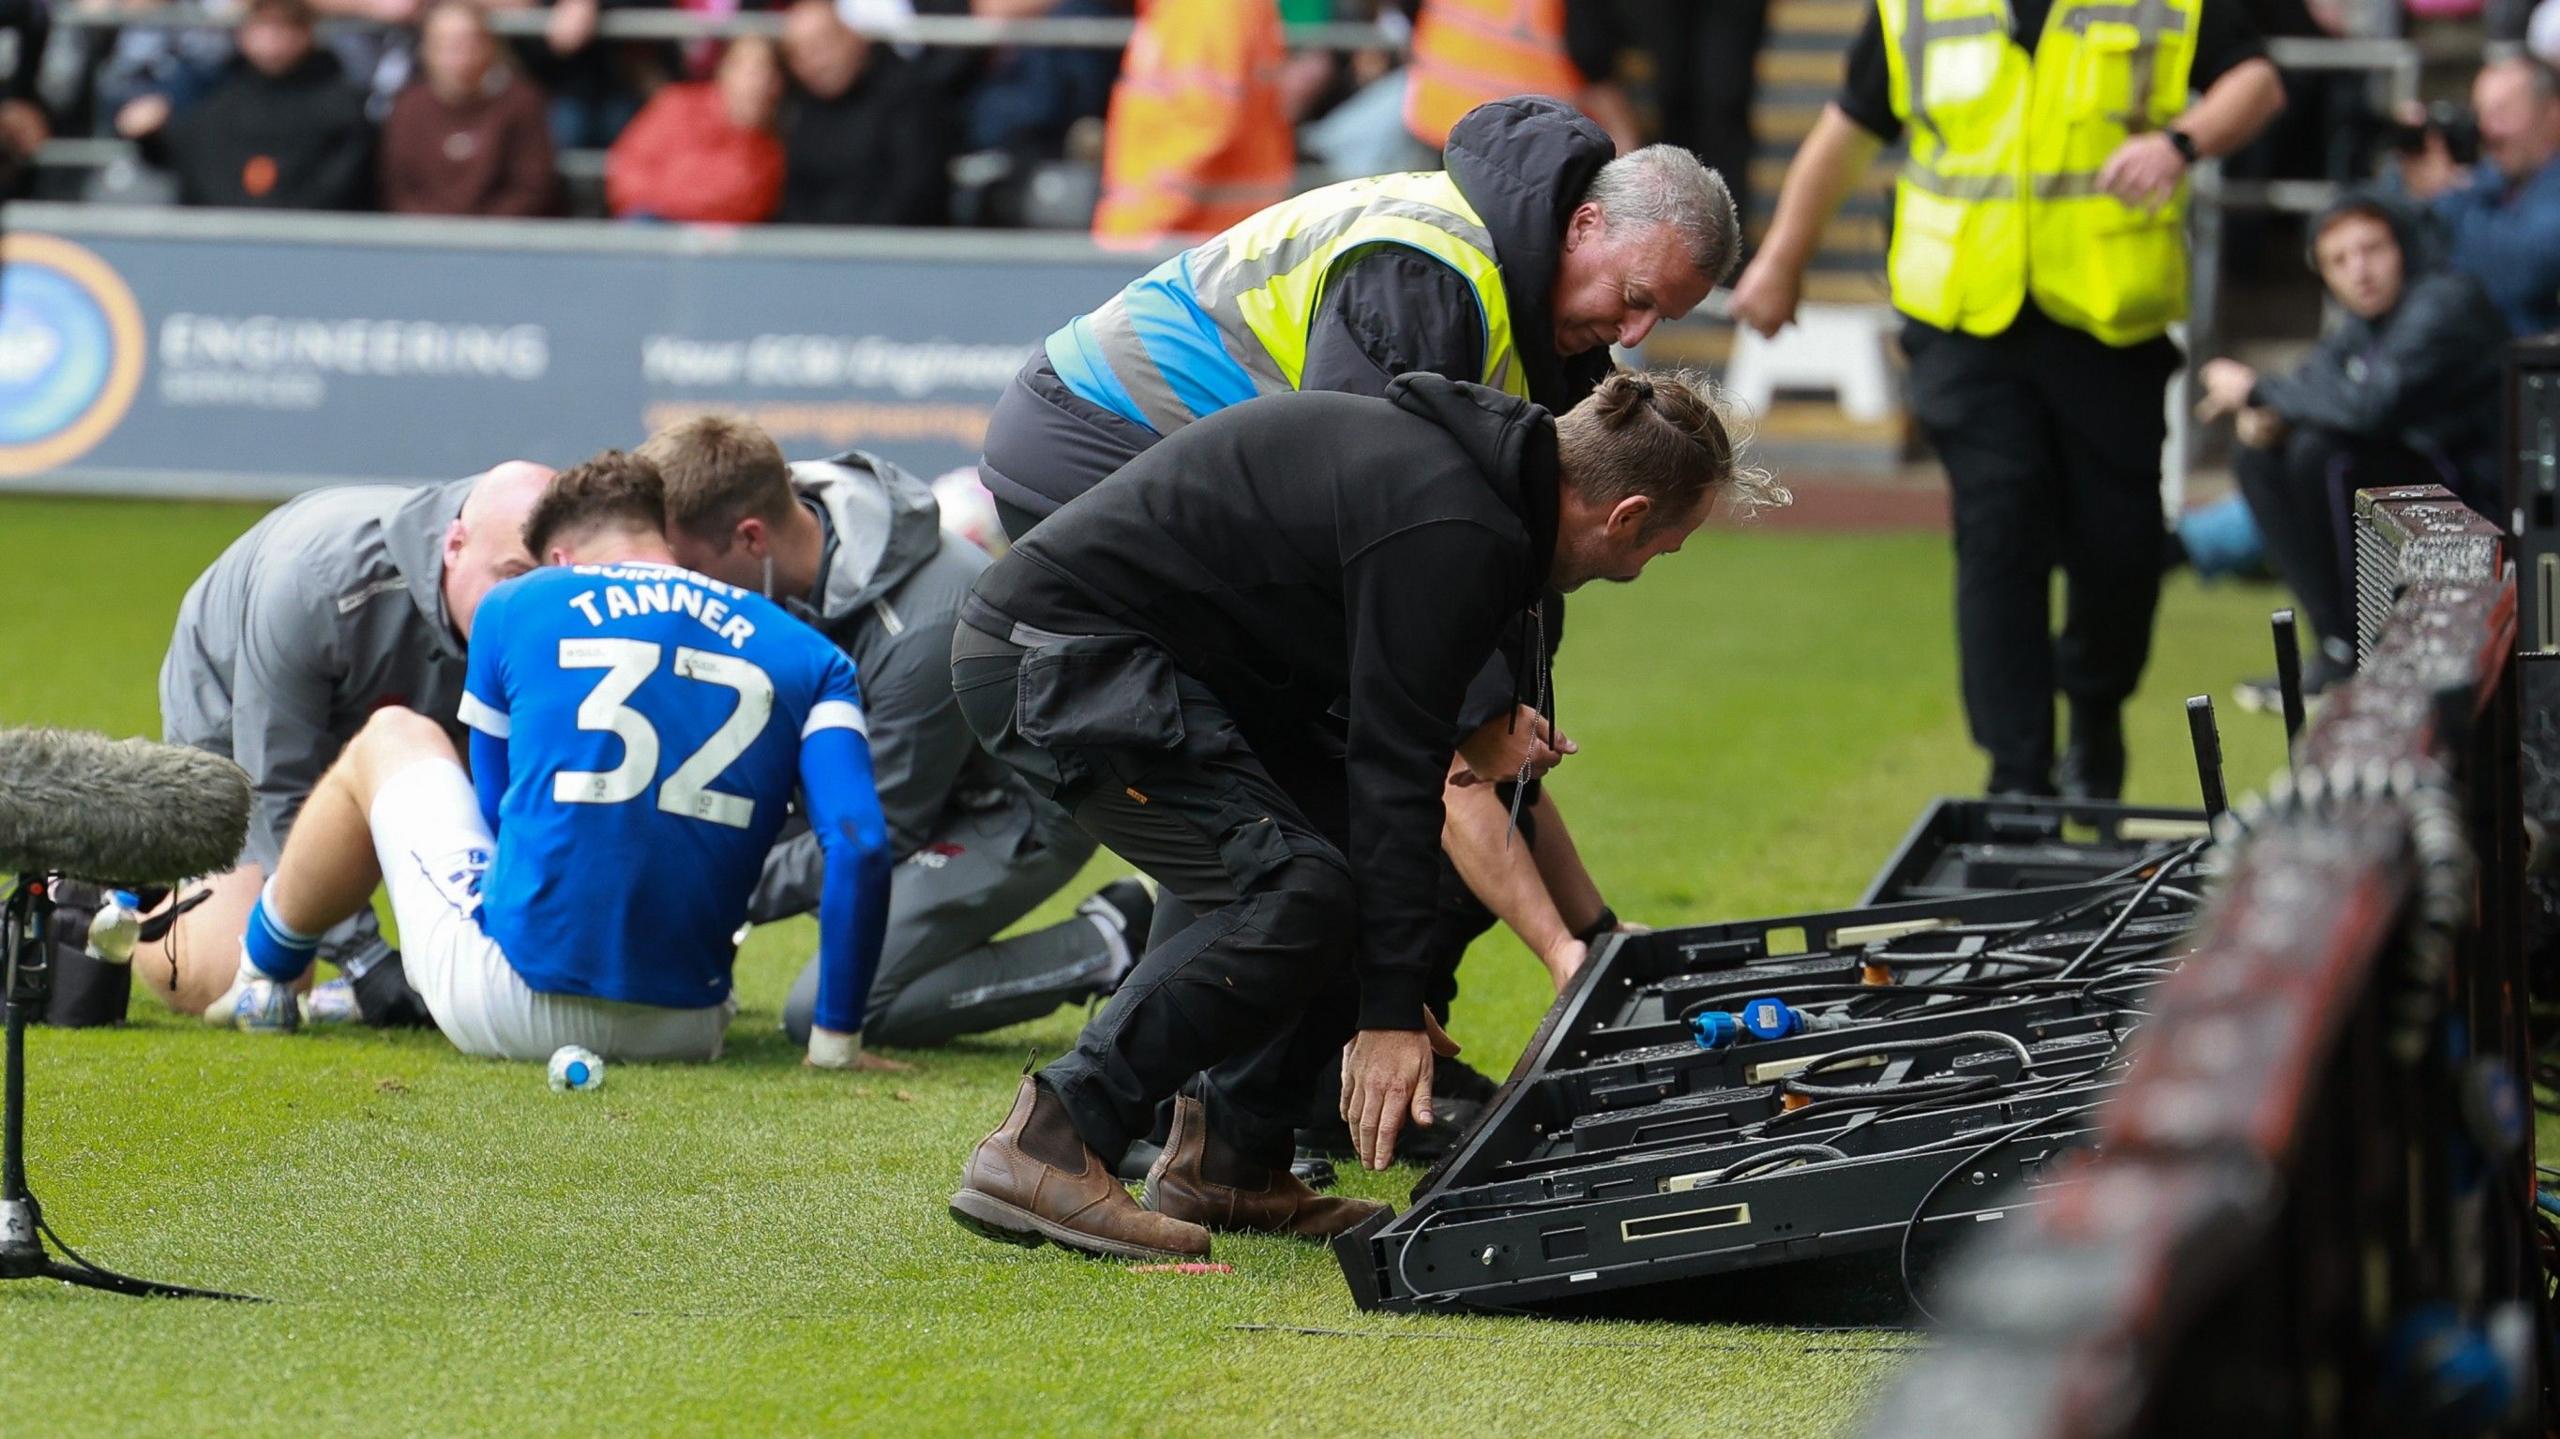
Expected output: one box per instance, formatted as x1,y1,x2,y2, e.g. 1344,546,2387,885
3,876,258,1300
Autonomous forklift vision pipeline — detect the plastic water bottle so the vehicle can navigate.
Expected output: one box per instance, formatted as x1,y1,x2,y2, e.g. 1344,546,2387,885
84,890,143,965
548,1044,605,1093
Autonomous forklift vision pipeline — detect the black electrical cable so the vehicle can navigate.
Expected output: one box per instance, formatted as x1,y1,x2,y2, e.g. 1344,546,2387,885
1872,950,2070,977
1781,1072,1989,1107
1752,1093,2106,1171
1760,1073,2007,1133
1760,1053,2128,1138
2090,843,2204,885
2052,842,2208,982
1688,1143,1854,1186
1979,879,2165,952
1895,1105,2100,1322
1389,1195,1595,1309
1779,1032,2039,1111
1803,1030,2038,1077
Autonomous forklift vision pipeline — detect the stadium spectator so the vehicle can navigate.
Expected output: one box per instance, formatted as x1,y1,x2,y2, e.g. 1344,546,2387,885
605,34,785,223
2398,56,2560,335
1403,0,1638,155
308,0,425,118
774,0,953,225
120,0,376,210
0,0,43,173
380,0,560,216
1091,0,1293,244
1295,3,1439,179
2196,193,2507,707
83,0,235,143
532,0,657,148
88,0,418,124
959,0,1120,157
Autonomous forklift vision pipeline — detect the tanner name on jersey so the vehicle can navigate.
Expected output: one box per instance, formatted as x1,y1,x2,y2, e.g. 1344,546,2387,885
561,564,758,650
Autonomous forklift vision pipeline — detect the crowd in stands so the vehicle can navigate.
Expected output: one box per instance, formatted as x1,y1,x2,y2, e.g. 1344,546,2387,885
7,0,1783,237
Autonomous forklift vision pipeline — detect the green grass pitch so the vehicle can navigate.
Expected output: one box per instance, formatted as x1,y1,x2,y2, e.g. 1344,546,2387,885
0,493,2293,1437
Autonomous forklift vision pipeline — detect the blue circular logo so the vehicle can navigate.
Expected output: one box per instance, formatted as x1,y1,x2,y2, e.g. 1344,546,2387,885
0,265,113,444
0,235,144,476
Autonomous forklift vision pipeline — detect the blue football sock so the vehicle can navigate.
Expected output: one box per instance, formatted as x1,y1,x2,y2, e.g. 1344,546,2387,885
242,883,321,982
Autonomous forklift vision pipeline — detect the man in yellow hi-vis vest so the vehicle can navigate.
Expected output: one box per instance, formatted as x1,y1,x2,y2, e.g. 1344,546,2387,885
979,96,1736,542
1732,0,2281,799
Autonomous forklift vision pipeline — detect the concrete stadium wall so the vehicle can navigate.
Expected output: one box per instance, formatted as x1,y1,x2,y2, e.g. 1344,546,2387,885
0,205,1162,498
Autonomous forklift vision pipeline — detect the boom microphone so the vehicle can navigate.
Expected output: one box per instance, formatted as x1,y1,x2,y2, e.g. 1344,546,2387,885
0,728,251,884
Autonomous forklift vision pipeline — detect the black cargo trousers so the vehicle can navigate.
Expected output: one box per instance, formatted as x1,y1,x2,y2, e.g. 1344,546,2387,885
951,620,1363,1169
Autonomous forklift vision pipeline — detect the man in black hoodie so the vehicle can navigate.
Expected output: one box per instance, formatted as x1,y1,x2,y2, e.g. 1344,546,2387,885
943,370,1777,1262
2194,192,2508,703
121,0,373,211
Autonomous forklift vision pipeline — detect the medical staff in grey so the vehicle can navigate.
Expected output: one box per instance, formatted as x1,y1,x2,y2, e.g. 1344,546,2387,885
130,461,557,1022
646,417,1149,1049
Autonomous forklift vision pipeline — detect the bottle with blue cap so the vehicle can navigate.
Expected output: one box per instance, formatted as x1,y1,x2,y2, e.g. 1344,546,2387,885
548,1044,605,1093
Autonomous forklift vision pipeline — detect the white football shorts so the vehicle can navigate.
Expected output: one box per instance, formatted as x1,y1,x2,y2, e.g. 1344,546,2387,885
370,758,729,1063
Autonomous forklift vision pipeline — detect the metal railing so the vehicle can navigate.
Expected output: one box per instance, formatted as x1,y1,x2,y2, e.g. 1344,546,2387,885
44,6,1403,51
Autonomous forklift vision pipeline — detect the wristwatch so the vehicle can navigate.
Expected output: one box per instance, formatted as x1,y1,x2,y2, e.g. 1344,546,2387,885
2164,127,2200,164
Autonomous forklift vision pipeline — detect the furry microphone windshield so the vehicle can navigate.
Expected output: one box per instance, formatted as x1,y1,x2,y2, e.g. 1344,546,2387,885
0,729,252,885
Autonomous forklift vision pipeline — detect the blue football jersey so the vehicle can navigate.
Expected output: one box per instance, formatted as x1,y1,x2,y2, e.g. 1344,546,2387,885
458,561,866,1011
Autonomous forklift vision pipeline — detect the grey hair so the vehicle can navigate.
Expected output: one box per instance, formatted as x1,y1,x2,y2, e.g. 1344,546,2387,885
1583,145,1744,285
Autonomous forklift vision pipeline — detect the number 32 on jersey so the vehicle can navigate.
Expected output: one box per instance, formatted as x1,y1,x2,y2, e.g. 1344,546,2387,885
554,637,773,828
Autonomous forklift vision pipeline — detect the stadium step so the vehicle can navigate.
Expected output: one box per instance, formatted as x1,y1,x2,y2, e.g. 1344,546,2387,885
1730,0,1903,471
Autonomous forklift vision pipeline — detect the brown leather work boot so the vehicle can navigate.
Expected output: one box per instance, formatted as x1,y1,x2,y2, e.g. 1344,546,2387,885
1143,1094,1390,1239
950,1076,1212,1261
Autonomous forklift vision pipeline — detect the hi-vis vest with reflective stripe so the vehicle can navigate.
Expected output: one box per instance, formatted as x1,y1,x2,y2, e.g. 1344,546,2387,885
1880,0,2198,345
1045,169,1529,438
1403,0,1580,149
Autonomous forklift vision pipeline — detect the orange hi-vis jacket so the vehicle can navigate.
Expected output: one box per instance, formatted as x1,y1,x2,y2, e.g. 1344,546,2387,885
1092,0,1296,246
1402,0,1581,149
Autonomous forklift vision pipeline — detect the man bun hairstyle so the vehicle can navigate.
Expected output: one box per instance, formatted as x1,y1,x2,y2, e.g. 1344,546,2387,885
1586,145,1744,285
1557,369,1789,526
640,413,793,543
523,449,668,557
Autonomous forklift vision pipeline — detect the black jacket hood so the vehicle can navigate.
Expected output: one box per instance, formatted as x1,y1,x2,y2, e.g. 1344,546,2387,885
1444,96,1618,413
788,448,945,619
1385,371,1558,598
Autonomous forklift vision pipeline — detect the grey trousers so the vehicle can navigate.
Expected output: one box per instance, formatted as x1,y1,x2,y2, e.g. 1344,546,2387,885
776,785,1109,1048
